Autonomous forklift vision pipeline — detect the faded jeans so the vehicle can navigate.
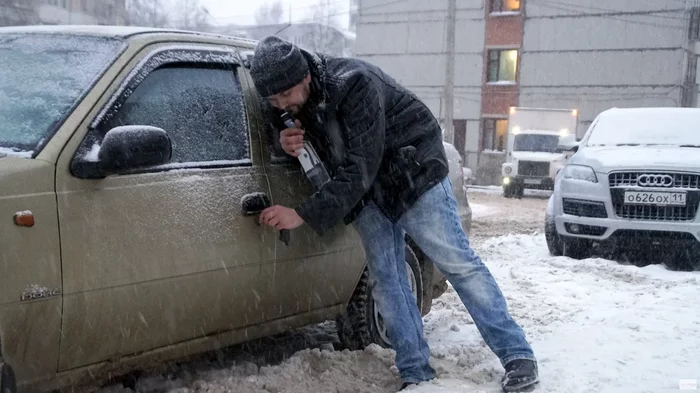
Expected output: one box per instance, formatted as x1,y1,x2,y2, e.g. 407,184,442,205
352,176,536,383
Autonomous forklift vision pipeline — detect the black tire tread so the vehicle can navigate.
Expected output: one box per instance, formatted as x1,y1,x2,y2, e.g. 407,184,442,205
544,216,563,256
336,247,424,351
335,268,373,351
562,237,592,260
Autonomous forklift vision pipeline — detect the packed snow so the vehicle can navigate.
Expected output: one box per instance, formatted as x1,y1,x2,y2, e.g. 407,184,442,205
0,147,33,158
98,192,700,393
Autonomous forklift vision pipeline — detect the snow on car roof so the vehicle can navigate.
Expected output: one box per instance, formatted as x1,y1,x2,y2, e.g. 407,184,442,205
0,25,258,44
602,107,700,116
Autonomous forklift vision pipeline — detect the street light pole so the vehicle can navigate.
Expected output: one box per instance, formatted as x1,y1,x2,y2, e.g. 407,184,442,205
443,0,456,144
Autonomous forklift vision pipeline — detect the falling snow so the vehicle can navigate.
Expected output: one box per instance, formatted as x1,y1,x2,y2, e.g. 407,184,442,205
96,193,700,393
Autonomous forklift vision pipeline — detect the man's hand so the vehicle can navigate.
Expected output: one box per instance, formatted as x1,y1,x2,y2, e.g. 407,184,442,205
259,205,304,230
280,119,304,157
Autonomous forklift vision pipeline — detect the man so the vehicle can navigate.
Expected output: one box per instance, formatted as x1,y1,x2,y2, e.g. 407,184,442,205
250,36,538,393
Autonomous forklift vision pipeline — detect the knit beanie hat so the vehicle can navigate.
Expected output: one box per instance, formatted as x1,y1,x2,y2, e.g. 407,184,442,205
250,36,310,97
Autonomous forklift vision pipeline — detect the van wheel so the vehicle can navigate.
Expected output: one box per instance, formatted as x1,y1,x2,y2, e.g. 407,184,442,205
503,184,515,198
514,185,524,199
0,360,17,393
336,247,424,350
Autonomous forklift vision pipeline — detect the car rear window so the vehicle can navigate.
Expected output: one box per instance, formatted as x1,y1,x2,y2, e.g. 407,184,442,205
0,33,125,156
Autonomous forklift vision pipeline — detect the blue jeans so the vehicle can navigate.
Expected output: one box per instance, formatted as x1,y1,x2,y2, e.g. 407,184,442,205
352,176,536,383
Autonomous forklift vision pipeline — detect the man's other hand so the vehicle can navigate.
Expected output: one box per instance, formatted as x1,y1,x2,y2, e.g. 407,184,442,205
280,119,304,157
259,205,304,230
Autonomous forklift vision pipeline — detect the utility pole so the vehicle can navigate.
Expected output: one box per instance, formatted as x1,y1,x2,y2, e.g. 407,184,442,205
443,0,456,144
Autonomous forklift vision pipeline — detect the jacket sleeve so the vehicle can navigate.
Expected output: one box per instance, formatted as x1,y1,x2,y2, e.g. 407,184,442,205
295,73,385,235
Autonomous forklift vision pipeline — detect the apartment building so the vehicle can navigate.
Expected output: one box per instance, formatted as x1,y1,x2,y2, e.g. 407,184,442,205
355,0,700,185
519,0,700,130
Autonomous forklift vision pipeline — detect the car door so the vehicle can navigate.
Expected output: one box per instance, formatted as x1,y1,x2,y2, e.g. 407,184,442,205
54,42,276,370
241,78,367,322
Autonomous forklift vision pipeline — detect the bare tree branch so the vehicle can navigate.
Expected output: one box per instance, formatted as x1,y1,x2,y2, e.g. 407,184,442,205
125,0,170,28
254,1,284,26
172,0,211,31
305,0,343,55
0,0,40,27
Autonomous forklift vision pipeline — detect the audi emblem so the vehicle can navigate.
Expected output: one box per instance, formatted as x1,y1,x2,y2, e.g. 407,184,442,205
637,174,674,187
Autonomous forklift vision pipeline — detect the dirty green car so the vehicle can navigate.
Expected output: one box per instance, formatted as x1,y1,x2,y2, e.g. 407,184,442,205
0,26,472,393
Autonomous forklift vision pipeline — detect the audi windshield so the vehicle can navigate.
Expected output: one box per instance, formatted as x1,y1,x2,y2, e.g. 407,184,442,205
0,33,125,156
586,108,700,147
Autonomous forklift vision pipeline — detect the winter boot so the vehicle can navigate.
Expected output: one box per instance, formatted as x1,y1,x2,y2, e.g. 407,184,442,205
501,359,539,392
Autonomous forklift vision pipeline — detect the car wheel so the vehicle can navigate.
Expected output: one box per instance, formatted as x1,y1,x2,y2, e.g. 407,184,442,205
561,236,592,259
664,247,698,272
0,360,17,393
503,184,514,198
515,185,524,199
544,215,563,256
336,246,424,350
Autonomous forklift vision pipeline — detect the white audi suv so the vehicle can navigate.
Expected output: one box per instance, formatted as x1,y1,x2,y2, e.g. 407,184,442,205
545,107,700,270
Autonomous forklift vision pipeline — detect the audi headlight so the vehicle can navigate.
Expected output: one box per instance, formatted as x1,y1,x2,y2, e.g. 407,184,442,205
561,164,598,183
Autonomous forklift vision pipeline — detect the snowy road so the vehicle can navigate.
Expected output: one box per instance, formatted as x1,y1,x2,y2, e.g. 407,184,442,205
99,190,700,393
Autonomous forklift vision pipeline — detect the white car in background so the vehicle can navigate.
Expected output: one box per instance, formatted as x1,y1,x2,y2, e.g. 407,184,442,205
545,107,700,271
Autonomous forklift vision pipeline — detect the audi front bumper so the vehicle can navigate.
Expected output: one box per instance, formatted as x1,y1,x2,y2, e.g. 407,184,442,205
553,176,700,247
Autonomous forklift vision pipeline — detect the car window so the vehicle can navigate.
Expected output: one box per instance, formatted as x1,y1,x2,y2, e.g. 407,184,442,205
0,33,125,156
99,64,250,165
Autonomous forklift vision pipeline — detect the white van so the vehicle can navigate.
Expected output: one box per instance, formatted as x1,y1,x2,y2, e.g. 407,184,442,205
501,107,579,197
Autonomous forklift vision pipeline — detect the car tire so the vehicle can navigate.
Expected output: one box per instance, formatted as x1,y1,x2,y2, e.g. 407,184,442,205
503,184,515,198
544,215,563,256
336,246,424,351
664,247,698,272
561,236,592,259
0,360,17,393
514,185,524,199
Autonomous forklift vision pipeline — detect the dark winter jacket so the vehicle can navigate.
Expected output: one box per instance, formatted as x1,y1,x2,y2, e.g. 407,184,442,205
261,49,449,236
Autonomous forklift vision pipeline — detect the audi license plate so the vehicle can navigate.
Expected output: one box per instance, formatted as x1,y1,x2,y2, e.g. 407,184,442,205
524,178,542,185
624,191,686,206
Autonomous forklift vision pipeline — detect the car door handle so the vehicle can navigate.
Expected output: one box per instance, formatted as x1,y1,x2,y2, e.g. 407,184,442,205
241,192,271,216
240,192,290,246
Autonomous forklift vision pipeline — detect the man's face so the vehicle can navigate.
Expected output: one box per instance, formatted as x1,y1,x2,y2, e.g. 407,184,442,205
267,74,312,116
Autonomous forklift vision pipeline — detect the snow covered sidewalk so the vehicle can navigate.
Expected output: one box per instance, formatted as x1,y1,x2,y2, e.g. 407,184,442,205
413,233,700,393
103,233,699,393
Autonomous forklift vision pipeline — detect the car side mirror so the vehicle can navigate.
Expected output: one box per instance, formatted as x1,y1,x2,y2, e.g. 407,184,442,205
72,126,172,179
98,126,172,175
557,142,579,153
557,134,580,153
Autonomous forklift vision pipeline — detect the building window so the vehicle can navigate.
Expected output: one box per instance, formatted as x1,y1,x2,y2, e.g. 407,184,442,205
487,49,518,83
482,119,508,151
491,0,521,13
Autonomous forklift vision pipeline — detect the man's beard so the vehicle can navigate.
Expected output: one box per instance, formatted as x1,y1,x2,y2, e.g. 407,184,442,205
287,86,311,116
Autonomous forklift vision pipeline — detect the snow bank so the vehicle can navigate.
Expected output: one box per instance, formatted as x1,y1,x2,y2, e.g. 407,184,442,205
99,234,700,393
416,234,700,392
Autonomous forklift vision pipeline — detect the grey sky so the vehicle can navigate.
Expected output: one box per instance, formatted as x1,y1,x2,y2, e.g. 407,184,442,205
199,0,350,28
